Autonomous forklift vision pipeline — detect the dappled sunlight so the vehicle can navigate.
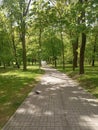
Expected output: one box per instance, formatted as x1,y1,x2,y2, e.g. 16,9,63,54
42,67,57,71
69,97,79,100
41,75,65,85
16,108,25,114
0,72,17,76
28,92,34,96
80,115,98,130
3,102,12,106
80,97,98,103
3,66,98,130
44,111,54,116
36,95,45,100
46,86,63,91
0,66,42,129
16,103,41,115
0,90,5,94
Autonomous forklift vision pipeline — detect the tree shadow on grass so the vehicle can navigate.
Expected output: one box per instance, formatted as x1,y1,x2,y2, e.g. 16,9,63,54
0,70,39,129
2,67,98,130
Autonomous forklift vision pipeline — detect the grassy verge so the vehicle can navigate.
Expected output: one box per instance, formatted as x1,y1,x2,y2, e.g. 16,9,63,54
0,65,44,129
57,64,98,99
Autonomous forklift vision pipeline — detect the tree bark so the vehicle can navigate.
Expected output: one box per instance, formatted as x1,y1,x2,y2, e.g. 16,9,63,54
54,58,57,68
19,0,32,71
79,33,86,74
11,26,20,68
61,31,65,70
92,35,97,67
79,0,87,74
39,27,42,68
92,45,95,67
72,37,78,71
21,20,27,71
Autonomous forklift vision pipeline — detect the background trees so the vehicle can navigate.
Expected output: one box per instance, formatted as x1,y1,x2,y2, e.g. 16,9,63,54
0,0,98,74
0,11,13,68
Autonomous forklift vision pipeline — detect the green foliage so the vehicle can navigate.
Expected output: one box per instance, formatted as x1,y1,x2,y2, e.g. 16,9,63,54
0,12,13,65
0,0,98,70
42,35,62,60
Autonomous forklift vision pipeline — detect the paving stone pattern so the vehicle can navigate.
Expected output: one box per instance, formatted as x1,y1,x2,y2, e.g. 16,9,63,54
3,67,98,130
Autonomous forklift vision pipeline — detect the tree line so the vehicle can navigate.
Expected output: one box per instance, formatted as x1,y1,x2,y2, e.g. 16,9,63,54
0,0,98,74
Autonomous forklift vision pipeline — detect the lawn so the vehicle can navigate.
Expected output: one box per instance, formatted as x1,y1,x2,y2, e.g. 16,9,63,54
57,64,98,99
0,65,44,129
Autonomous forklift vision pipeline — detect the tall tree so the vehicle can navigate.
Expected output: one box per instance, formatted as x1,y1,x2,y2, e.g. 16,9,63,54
0,11,13,68
3,0,32,70
19,0,32,70
79,0,87,74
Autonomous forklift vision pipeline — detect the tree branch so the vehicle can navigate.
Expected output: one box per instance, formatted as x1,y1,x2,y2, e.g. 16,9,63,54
23,0,32,16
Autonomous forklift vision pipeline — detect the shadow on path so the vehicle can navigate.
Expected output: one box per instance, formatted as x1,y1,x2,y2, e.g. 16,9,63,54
3,67,98,130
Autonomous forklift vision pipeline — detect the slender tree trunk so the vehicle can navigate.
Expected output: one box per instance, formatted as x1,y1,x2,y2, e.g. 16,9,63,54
50,30,56,68
38,27,42,69
92,57,95,67
79,0,87,74
11,27,20,68
92,35,97,67
79,33,86,74
54,57,57,68
54,59,57,68
72,37,78,71
19,0,32,71
72,16,80,71
21,20,27,71
59,12,65,69
92,45,95,67
61,31,65,70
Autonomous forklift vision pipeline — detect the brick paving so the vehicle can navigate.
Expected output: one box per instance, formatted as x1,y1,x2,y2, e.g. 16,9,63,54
2,66,98,130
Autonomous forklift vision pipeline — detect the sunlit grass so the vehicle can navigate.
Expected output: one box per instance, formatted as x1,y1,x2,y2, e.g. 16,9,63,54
57,64,98,99
0,65,44,129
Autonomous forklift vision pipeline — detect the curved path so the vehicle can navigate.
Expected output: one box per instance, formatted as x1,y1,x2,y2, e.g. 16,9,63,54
3,67,98,130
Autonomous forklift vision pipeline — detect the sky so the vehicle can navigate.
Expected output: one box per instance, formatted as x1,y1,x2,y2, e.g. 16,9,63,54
0,0,2,5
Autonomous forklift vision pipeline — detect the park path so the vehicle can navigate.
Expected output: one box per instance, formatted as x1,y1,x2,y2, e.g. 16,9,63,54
3,66,98,130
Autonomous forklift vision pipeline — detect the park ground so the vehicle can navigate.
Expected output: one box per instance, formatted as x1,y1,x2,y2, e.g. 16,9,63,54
0,64,98,129
2,65,98,130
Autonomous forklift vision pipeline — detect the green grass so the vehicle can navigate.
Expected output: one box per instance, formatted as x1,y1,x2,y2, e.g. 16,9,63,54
57,64,98,99
0,65,44,129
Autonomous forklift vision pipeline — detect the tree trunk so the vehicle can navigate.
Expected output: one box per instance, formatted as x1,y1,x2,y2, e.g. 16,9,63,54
61,31,65,70
0,62,1,66
19,0,32,71
92,58,95,67
38,27,42,68
72,37,78,71
79,33,86,74
92,36,97,67
54,57,57,68
50,32,56,68
11,26,20,68
92,45,95,67
54,59,57,68
79,0,87,74
21,20,27,71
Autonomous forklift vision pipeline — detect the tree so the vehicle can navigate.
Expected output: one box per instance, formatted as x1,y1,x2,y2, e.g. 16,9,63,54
79,0,87,74
42,33,62,67
3,0,32,70
0,11,13,68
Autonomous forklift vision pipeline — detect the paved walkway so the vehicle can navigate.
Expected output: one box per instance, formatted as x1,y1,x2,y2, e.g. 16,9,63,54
3,67,98,130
